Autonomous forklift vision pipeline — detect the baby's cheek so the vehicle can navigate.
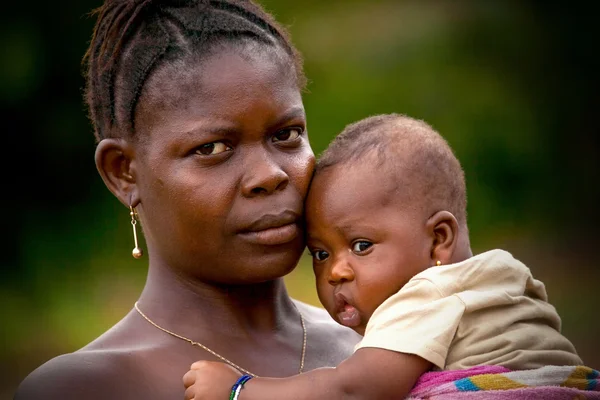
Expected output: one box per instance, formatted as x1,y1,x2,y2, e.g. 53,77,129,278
312,264,326,286
315,279,332,308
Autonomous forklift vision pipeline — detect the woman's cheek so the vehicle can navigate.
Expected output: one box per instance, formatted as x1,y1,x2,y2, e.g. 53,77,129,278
292,148,316,198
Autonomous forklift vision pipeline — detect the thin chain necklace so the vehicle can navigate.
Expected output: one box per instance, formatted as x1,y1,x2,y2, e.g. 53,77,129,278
134,301,307,378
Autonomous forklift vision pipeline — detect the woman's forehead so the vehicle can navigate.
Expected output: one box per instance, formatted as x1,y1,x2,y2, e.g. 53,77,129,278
136,47,303,130
144,46,297,104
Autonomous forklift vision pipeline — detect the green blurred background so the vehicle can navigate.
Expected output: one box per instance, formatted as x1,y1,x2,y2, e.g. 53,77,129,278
1,0,598,398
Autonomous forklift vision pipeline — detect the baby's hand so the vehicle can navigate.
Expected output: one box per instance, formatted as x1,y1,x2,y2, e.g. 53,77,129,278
183,360,243,400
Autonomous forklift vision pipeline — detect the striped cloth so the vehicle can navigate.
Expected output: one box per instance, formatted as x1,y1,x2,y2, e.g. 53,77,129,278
407,365,600,399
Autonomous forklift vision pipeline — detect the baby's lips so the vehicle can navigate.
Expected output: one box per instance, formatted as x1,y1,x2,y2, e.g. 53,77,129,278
337,304,361,328
333,291,352,312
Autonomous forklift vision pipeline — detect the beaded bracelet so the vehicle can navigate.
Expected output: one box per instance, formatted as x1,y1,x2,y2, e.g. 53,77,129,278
230,374,253,400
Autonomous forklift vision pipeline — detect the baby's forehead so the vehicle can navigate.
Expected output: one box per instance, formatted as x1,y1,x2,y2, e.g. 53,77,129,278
310,130,445,210
311,114,466,226
310,157,411,208
318,143,417,183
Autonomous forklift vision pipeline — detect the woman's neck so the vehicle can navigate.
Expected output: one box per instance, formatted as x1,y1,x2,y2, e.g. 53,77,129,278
137,262,297,337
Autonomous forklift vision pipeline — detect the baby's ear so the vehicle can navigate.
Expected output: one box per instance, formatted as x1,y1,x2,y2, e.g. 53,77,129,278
95,138,139,207
425,211,459,266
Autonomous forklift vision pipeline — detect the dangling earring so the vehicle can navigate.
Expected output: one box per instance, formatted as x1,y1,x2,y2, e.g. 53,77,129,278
436,260,442,266
130,205,143,259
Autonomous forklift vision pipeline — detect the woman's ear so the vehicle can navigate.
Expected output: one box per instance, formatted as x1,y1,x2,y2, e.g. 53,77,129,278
95,138,139,207
425,210,459,266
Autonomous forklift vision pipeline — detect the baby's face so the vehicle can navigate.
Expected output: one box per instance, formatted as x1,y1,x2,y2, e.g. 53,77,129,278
305,163,432,335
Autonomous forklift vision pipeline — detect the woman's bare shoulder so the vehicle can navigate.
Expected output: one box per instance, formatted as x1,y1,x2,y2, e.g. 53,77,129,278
293,300,362,367
14,347,136,400
15,313,156,399
294,299,352,330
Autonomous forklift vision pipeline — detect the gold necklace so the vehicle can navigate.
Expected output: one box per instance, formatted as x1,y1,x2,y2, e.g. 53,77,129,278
134,301,307,378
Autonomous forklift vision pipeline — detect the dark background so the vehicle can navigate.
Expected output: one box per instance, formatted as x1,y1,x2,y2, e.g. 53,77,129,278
1,0,599,398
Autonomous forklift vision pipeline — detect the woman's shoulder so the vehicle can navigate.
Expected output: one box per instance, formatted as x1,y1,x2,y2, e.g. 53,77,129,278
293,300,362,367
294,300,346,328
14,346,136,399
15,311,159,399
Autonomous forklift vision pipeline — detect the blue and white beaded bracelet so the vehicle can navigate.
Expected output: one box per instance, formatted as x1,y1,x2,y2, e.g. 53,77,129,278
230,374,253,400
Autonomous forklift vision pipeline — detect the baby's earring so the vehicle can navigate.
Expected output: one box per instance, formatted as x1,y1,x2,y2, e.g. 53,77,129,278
130,205,143,259
436,260,442,266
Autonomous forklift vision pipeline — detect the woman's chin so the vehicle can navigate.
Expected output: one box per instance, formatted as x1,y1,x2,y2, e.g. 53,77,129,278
238,242,304,283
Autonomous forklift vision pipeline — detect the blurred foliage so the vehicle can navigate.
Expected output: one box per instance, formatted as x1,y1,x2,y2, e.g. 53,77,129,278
1,0,598,398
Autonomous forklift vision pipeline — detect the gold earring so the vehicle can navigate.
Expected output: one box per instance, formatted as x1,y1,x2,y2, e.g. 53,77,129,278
130,205,143,259
436,260,442,266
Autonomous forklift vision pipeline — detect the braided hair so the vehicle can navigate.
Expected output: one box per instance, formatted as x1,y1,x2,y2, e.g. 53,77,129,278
82,0,305,142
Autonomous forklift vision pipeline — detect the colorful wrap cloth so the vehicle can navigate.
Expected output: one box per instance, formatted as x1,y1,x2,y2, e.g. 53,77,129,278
407,365,600,399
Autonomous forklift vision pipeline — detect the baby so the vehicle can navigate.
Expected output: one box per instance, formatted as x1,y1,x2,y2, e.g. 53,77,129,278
183,114,582,399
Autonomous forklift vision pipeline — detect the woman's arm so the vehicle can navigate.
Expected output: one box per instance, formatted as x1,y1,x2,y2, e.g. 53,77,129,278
183,347,431,400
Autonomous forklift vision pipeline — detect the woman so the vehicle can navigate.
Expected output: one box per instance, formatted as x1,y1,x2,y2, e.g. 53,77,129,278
15,1,360,398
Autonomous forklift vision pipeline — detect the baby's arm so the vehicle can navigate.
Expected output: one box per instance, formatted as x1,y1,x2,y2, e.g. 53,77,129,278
183,347,431,400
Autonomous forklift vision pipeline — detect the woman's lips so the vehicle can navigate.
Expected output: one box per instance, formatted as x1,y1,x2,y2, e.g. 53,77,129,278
238,210,300,245
238,223,299,246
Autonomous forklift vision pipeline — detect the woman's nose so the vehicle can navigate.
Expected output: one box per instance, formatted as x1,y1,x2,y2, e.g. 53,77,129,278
328,258,355,286
241,146,289,197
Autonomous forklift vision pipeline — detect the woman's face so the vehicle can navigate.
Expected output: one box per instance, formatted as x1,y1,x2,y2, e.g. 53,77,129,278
132,47,315,284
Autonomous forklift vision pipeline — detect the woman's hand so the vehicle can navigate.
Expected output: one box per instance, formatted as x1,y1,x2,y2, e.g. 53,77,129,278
183,360,243,400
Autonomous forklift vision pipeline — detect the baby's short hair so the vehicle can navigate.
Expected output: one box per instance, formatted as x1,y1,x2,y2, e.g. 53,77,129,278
317,113,467,225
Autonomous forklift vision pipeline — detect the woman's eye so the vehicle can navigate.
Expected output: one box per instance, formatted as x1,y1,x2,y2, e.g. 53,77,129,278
351,241,373,254
311,250,329,261
196,141,232,156
272,128,302,142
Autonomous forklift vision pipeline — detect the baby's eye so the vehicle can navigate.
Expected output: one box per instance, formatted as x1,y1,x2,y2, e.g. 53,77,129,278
196,141,232,155
351,241,373,254
310,249,329,261
272,128,302,142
